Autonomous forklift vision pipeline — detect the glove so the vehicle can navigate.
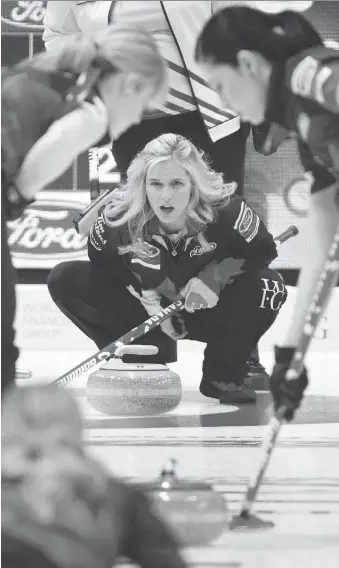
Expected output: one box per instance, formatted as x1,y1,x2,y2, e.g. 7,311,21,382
252,122,290,156
3,182,35,221
181,278,219,313
160,314,187,340
127,286,187,340
270,346,309,421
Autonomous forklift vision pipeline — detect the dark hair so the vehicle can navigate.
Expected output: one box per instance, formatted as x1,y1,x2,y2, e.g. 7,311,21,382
195,7,322,66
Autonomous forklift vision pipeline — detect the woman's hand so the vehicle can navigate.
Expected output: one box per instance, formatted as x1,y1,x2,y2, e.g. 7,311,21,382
160,315,187,340
127,286,187,339
181,278,219,313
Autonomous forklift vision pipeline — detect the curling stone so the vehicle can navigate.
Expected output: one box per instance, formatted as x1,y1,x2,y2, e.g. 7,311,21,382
86,345,182,416
135,458,228,546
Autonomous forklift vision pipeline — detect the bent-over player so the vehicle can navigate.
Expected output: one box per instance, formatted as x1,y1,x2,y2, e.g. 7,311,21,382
2,384,186,568
1,24,167,393
195,5,339,420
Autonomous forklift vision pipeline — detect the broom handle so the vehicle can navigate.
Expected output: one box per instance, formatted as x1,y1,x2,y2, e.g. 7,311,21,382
239,223,339,518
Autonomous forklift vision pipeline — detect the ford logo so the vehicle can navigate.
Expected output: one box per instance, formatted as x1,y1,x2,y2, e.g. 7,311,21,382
1,1,46,32
7,193,89,268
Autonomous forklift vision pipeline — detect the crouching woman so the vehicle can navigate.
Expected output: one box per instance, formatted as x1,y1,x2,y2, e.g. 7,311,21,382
48,134,287,404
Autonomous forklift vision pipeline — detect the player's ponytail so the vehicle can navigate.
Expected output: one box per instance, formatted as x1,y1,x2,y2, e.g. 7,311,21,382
24,22,166,82
54,35,100,74
16,23,166,106
33,34,119,78
269,10,323,58
58,23,167,106
195,7,323,66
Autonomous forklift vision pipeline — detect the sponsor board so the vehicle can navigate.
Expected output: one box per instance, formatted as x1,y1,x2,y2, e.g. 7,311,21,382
1,1,47,33
7,191,91,269
15,284,94,351
94,145,120,186
245,133,310,270
258,286,339,353
15,283,338,353
283,172,312,217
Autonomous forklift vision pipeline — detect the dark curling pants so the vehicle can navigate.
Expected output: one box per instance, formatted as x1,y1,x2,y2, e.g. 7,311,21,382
48,261,177,364
112,110,249,195
183,267,286,395
1,213,19,393
48,261,286,389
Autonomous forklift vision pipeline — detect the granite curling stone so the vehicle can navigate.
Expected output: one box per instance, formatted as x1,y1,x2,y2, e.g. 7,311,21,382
135,458,228,545
86,346,182,416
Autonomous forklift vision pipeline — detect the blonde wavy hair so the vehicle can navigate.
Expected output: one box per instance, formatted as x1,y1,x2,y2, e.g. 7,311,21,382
105,133,237,254
24,23,168,108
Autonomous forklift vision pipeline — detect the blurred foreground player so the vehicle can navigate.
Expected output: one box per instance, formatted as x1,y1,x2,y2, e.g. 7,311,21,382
1,385,186,568
48,134,287,404
195,6,339,419
1,24,167,393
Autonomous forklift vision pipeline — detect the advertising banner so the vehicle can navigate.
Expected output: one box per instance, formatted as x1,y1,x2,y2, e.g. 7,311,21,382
244,135,310,270
15,284,94,351
7,191,91,269
1,1,46,33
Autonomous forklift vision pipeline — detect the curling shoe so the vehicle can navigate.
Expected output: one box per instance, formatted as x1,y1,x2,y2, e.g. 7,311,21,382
200,379,256,404
216,382,257,404
244,358,270,390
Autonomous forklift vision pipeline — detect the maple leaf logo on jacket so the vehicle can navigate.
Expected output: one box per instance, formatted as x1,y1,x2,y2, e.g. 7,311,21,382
216,257,246,285
199,257,246,295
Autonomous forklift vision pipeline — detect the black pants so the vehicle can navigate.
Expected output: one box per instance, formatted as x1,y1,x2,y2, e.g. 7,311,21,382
48,261,286,388
48,261,177,364
112,110,249,195
1,213,19,393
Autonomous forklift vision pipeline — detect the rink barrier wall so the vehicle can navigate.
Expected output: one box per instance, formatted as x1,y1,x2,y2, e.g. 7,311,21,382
15,285,339,353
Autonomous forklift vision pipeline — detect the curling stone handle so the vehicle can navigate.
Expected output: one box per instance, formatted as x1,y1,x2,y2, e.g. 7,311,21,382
15,369,33,380
161,457,178,479
114,344,159,358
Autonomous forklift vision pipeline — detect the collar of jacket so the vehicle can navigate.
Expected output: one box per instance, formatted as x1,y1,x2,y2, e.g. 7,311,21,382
145,216,202,239
22,67,77,98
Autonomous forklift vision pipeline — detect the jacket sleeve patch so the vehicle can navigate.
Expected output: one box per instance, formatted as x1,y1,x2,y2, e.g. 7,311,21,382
290,55,318,98
89,213,107,251
291,54,339,110
233,201,260,243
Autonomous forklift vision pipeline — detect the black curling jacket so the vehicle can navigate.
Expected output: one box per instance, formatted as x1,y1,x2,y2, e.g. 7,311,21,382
255,46,339,194
88,196,277,302
1,56,108,220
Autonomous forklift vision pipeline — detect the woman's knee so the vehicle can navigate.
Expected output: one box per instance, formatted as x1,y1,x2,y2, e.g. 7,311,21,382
258,268,287,313
47,261,84,306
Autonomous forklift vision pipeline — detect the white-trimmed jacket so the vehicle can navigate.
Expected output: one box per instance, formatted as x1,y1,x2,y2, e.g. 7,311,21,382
43,1,240,141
